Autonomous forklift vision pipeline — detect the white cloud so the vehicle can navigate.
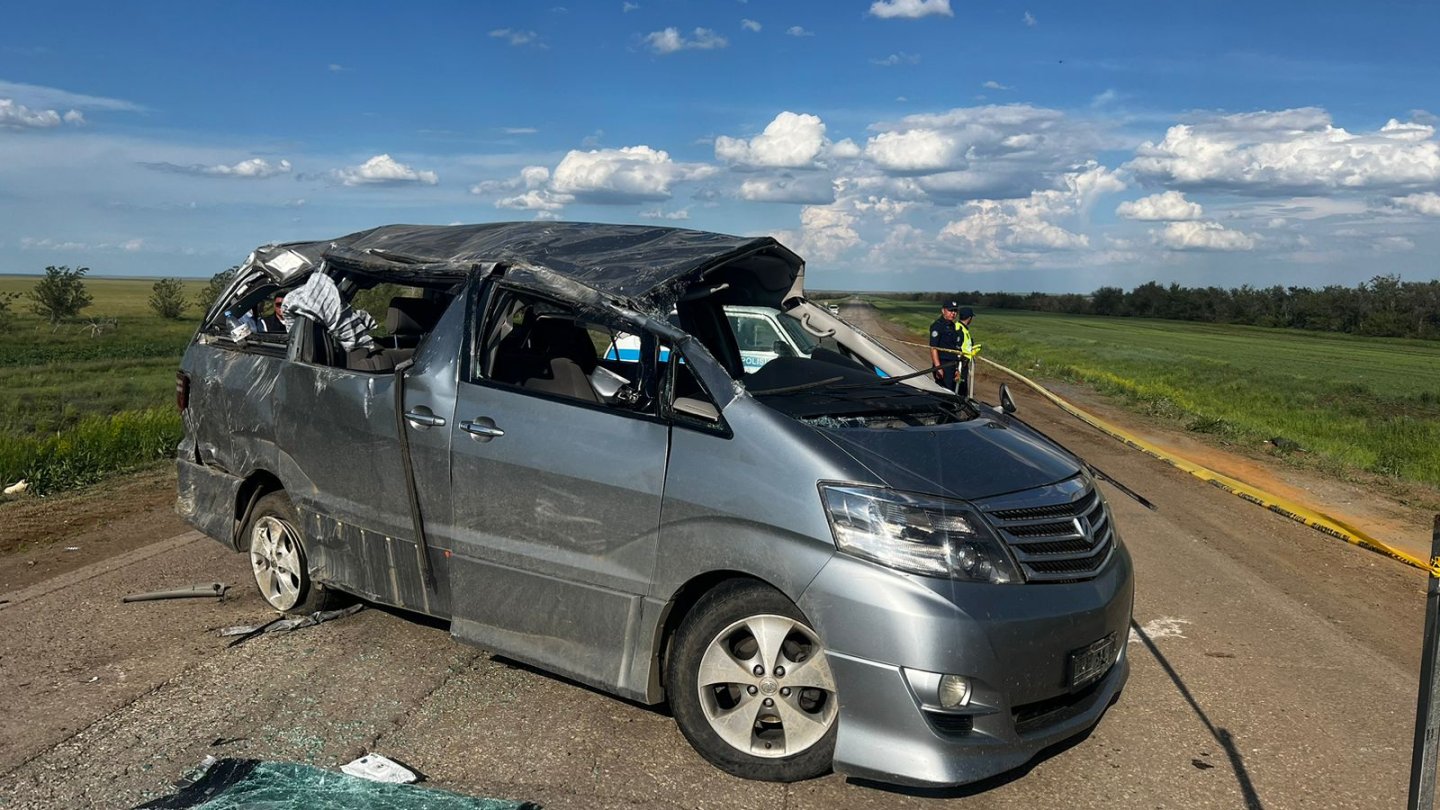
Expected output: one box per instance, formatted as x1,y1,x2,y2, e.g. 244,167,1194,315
829,138,862,160
639,207,690,220
868,0,953,20
982,80,1012,91
936,163,1125,260
550,145,716,202
861,105,1104,201
21,236,145,252
716,111,829,169
0,99,85,130
520,165,551,188
0,80,143,112
786,26,814,37
502,127,538,135
497,189,568,211
327,63,347,73
741,18,761,32
1374,235,1415,252
623,2,639,11
1393,192,1440,216
471,165,554,197
739,174,835,204
942,201,1090,254
644,27,728,54
144,157,293,178
1155,220,1258,251
1023,11,1037,26
334,154,439,186
489,28,540,47
777,205,862,261
1127,108,1440,195
1116,190,1204,221
871,52,921,66
852,195,915,222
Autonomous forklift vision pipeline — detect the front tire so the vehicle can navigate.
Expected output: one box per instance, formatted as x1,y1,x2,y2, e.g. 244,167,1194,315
245,492,345,614
667,580,838,782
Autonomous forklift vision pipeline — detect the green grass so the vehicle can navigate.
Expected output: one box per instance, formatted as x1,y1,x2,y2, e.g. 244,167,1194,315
870,300,1440,489
0,275,209,492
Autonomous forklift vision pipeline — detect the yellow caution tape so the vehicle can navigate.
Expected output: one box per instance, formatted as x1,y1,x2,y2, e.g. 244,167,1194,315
880,335,1437,576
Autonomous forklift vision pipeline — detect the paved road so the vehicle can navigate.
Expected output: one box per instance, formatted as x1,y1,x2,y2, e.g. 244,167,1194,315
0,302,1428,809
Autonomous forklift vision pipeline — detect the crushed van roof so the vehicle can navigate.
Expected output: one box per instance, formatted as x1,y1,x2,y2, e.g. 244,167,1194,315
253,222,801,311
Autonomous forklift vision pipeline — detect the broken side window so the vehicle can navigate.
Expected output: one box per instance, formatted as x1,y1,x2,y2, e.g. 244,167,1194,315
201,276,295,358
477,287,659,415
290,271,456,373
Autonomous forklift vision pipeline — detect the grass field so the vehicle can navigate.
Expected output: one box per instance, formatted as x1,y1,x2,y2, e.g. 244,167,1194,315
871,300,1440,489
0,275,208,492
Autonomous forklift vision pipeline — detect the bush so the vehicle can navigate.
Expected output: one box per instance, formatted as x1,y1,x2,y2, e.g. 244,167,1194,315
30,265,93,325
0,291,19,332
149,277,187,319
196,266,238,311
0,407,181,493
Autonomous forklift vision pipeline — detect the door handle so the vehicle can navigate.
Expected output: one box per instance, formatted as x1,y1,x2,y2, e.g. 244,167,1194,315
404,410,446,428
461,419,505,440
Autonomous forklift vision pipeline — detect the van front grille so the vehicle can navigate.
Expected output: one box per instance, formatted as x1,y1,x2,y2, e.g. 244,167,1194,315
978,478,1115,583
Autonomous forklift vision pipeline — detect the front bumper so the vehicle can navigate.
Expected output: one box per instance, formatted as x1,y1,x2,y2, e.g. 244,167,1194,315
797,544,1134,787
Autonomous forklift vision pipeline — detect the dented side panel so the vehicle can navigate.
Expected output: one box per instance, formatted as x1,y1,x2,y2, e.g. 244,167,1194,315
273,363,417,606
174,457,243,545
446,383,668,698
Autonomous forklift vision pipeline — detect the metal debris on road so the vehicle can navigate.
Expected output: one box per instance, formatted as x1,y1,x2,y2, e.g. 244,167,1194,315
122,583,229,603
220,603,365,647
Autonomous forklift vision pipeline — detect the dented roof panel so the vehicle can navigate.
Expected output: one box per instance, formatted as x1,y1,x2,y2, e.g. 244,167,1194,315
257,222,799,311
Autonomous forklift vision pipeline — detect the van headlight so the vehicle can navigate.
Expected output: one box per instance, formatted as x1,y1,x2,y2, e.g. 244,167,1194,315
820,484,1020,584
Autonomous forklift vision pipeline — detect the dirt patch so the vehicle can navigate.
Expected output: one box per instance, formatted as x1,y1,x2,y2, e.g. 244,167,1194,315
0,463,190,593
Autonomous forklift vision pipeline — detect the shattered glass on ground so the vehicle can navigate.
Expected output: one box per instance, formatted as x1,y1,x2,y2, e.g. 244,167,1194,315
135,758,539,810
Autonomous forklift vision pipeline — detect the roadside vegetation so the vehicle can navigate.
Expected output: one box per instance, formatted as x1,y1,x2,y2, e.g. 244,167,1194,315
851,275,1440,340
871,300,1440,490
0,275,206,493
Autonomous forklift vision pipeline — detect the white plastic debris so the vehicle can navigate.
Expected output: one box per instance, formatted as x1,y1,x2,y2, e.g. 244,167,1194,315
3,480,27,496
341,753,417,784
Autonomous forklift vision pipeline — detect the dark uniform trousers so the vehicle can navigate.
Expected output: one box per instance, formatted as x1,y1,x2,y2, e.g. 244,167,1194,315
929,317,960,392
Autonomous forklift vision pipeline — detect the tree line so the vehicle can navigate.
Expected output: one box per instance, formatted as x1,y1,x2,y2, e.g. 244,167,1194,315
870,275,1440,340
0,266,239,332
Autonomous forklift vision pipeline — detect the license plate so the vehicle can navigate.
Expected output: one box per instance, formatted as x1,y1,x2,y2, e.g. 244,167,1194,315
1068,633,1117,688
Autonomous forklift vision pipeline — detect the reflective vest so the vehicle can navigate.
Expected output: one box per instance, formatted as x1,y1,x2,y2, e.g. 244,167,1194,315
956,321,975,358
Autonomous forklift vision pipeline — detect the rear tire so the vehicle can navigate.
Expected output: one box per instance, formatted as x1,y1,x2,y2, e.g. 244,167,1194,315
667,580,838,782
245,492,346,614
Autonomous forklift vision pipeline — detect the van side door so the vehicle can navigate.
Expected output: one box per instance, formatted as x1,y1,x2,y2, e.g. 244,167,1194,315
446,283,668,696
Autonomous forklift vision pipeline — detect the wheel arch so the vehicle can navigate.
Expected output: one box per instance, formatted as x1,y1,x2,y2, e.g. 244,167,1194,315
649,571,788,702
231,469,284,550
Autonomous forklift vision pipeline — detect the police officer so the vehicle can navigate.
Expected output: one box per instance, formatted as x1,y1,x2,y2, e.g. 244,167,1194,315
954,307,976,397
929,300,962,392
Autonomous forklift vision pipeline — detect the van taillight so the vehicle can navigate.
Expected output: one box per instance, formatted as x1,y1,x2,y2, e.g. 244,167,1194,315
176,371,190,411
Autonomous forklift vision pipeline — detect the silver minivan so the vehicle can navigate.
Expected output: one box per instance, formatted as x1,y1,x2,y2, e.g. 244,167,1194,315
176,222,1132,787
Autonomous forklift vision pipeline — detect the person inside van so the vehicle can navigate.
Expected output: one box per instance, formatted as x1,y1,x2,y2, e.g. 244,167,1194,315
259,293,286,333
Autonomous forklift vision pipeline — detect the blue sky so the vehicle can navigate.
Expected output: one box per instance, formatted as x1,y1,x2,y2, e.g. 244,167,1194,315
2,0,1438,292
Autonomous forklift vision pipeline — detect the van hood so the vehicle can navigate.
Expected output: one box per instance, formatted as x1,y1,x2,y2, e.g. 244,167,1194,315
816,414,1083,501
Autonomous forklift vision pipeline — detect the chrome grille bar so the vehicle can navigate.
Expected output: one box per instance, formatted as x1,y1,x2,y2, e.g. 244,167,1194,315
977,477,1116,583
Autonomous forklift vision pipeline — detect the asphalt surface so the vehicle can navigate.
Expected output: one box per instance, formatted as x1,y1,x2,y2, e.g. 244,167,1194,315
0,302,1429,809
